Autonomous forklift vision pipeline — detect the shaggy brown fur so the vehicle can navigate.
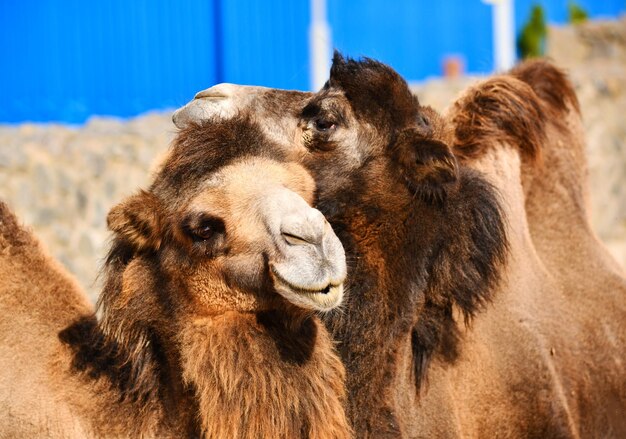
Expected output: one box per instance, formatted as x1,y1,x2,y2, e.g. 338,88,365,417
301,54,509,437
180,311,347,438
0,118,352,438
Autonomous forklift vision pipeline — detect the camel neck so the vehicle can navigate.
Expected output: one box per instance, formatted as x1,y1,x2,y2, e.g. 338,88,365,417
178,310,351,439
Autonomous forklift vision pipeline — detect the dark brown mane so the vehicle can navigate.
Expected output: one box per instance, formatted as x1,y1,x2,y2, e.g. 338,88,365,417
451,76,545,164
411,169,508,388
59,238,165,410
328,52,420,131
58,314,161,405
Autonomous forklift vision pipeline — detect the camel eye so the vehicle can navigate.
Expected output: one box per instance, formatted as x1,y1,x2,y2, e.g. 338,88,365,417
417,114,430,128
314,118,336,132
195,223,214,240
184,215,225,243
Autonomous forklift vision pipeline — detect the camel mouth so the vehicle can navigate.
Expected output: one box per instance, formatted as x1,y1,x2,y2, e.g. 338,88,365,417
270,266,344,312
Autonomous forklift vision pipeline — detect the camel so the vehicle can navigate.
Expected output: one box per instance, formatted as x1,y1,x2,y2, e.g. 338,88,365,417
413,67,626,438
446,60,626,437
174,55,625,437
0,116,352,438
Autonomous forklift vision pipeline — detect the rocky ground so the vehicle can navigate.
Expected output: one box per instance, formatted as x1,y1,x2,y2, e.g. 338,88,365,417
1,18,625,302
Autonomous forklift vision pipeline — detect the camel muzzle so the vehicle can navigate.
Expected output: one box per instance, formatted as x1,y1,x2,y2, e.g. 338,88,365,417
266,190,346,312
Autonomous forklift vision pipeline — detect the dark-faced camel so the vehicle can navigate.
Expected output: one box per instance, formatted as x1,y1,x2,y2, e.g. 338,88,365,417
175,55,626,437
0,117,352,438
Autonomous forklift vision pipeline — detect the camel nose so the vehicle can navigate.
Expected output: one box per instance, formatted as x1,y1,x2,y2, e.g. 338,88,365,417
280,208,326,247
172,83,237,128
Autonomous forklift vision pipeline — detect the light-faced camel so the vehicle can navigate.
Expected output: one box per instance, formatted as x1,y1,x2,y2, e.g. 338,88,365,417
0,116,352,438
174,55,626,437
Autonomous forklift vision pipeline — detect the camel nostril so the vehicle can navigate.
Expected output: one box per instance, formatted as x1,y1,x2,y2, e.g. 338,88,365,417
282,232,313,246
194,83,237,100
280,209,326,247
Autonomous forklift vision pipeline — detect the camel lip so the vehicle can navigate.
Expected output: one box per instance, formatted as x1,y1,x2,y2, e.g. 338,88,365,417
270,265,344,311
270,265,340,293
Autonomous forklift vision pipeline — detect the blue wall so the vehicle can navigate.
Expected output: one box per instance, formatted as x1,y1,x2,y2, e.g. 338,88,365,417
329,0,494,81
1,1,624,123
0,0,218,123
219,0,310,89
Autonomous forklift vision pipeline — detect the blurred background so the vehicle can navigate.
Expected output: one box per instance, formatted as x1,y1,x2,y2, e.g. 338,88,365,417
1,0,624,123
0,1,625,300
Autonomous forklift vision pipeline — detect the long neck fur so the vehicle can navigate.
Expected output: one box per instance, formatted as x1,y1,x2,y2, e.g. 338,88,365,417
62,309,351,438
178,310,351,439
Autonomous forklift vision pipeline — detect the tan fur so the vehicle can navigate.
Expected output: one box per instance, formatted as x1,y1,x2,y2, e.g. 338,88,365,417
513,60,626,436
0,201,166,438
406,66,626,438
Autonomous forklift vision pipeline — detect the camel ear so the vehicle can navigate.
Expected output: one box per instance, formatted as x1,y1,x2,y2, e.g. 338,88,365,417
107,190,163,252
392,127,459,203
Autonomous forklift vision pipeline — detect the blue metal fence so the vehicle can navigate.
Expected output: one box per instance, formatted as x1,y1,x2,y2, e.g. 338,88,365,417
0,1,624,123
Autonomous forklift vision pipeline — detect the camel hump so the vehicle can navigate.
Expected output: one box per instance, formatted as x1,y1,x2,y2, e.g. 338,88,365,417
0,200,35,250
511,59,581,115
450,75,545,165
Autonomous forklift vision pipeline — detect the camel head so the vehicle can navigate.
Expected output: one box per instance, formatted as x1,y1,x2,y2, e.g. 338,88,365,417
83,117,348,412
105,117,346,319
296,52,459,204
54,114,353,438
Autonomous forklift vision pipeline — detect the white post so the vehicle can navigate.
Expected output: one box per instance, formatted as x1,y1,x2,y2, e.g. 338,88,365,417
484,0,516,71
309,0,332,91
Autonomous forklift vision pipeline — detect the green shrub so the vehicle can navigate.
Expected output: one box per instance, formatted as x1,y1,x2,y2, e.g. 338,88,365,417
568,1,589,24
517,4,547,59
